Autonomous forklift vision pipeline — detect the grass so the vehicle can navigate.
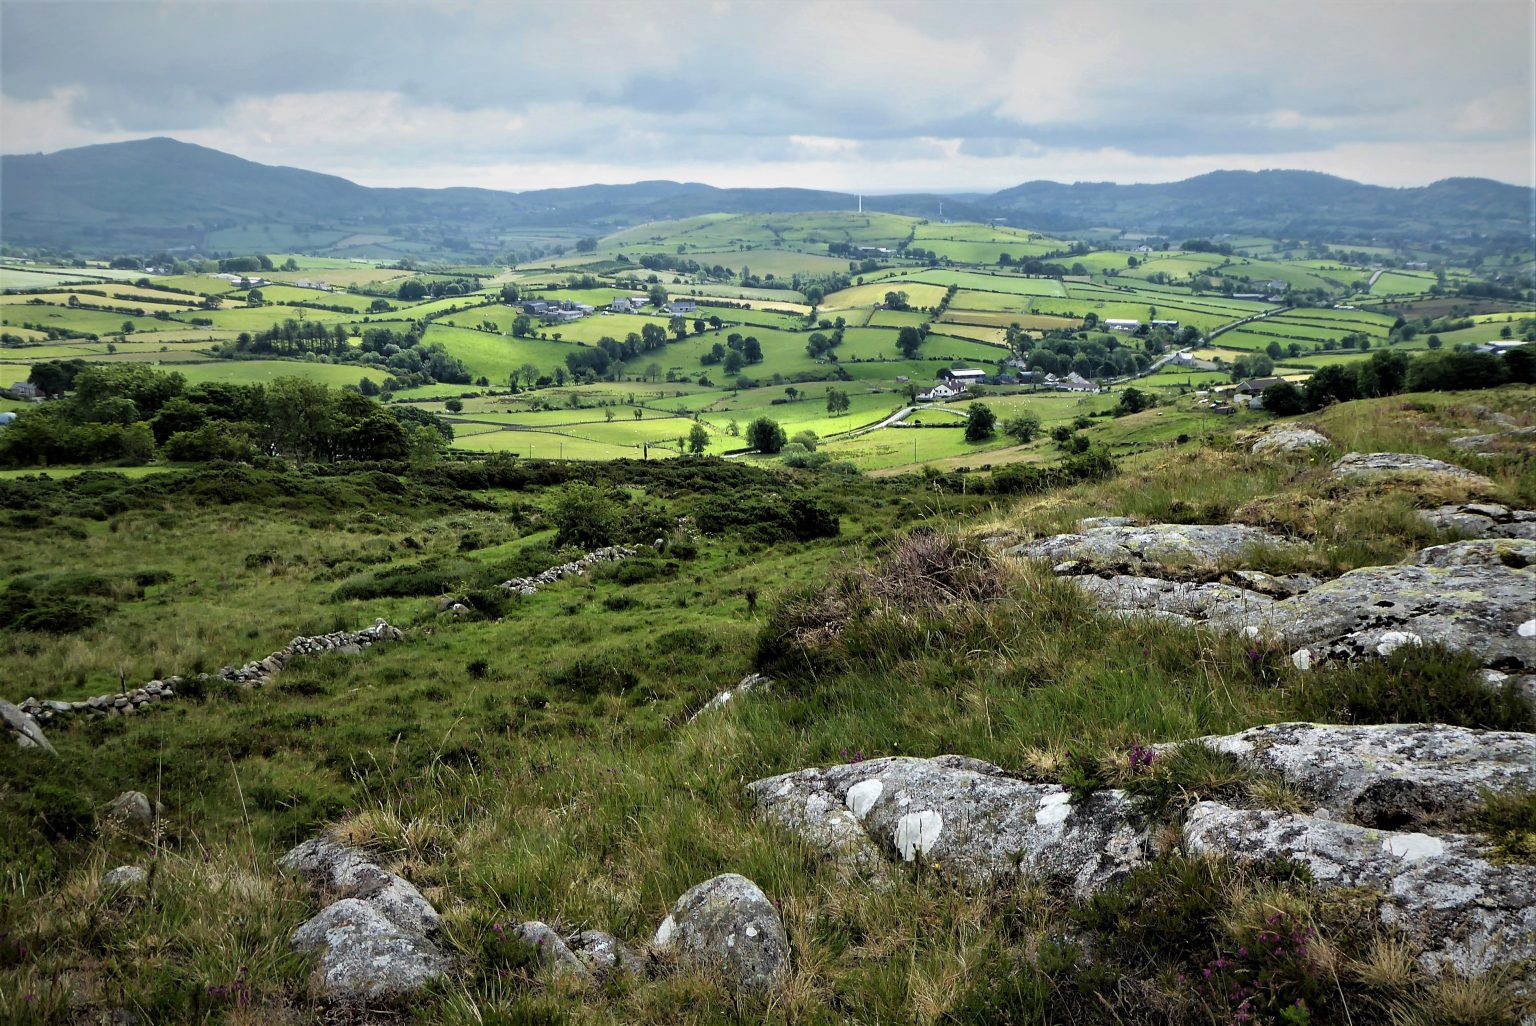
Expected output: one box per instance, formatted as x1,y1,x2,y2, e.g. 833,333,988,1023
3,387,1535,1021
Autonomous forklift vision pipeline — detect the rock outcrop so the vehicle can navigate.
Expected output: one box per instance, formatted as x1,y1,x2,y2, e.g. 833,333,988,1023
102,865,148,888
1007,523,1300,573
1173,723,1536,829
751,756,1150,894
280,837,448,1003
1418,502,1536,541
1014,527,1535,674
756,730,1536,981
500,546,636,596
1330,451,1493,487
104,791,158,829
654,874,790,993
1250,426,1330,455
1184,802,1536,978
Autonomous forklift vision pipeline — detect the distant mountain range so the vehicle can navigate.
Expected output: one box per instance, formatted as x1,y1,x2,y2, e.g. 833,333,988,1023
2,138,1531,259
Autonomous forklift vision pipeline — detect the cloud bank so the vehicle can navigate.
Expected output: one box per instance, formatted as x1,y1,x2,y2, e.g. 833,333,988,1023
3,0,1531,191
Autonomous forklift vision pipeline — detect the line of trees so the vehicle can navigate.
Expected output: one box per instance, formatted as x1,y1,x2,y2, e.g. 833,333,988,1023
1260,346,1536,415
0,363,453,468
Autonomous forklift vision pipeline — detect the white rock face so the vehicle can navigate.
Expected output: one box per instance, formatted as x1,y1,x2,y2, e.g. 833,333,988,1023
750,755,1149,895
102,865,148,887
653,873,790,992
1183,802,1536,978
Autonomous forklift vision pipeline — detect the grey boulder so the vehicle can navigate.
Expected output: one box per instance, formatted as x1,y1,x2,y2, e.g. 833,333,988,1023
0,699,55,754
1418,503,1536,541
279,837,438,936
654,873,790,992
102,865,148,888
291,898,449,1003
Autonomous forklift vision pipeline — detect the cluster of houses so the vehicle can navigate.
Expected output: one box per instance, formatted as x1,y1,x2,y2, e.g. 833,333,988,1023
521,295,700,324
1193,375,1288,415
915,366,1104,402
1104,318,1180,333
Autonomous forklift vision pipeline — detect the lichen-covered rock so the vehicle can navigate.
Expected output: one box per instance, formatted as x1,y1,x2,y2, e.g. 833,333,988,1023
1418,503,1536,541
279,838,438,935
1008,523,1300,572
1274,560,1535,671
567,930,643,980
1071,575,1285,630
1177,724,1536,829
1251,427,1330,455
654,874,789,992
104,791,157,828
1,698,55,754
514,921,591,981
1183,802,1536,978
1412,537,1536,568
749,755,1150,894
291,898,449,1003
1331,451,1493,487
102,865,148,888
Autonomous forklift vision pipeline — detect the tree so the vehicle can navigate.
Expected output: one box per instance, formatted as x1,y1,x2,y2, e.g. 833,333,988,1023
246,289,263,307
575,237,598,253
1427,334,1443,350
688,423,709,454
883,290,910,311
1002,412,1042,443
669,316,688,340
518,363,541,389
551,483,619,549
398,280,427,301
649,284,669,308
964,402,997,442
511,314,534,337
896,326,924,358
1261,381,1305,416
445,398,463,413
500,284,520,304
784,386,800,402
1115,387,1154,416
746,417,787,454
825,388,850,415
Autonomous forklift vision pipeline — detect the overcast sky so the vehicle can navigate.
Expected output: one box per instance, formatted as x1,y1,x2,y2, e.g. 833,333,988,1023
3,0,1533,193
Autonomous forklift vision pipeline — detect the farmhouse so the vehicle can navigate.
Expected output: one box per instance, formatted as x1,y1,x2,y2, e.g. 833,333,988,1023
1056,371,1101,393
1235,376,1285,398
666,300,698,315
939,368,987,388
6,381,42,401
918,383,963,402
1105,319,1141,331
1169,350,1218,371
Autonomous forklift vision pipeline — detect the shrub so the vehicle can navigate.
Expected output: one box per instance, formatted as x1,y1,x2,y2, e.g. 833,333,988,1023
1289,643,1534,731
550,482,620,549
543,654,639,696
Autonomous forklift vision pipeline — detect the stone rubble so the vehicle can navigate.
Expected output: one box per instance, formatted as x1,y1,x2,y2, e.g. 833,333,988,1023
7,620,404,737
280,836,449,1003
500,546,637,596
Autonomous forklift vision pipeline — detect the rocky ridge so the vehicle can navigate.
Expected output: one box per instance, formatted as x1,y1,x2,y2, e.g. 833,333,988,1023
751,724,1536,979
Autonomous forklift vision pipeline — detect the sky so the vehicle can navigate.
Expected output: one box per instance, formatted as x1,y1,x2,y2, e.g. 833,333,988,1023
2,0,1533,194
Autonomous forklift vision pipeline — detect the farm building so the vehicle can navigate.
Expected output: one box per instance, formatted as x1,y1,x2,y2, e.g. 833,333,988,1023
1056,372,1101,393
521,300,550,315
939,368,987,388
1478,340,1530,355
1151,319,1180,331
6,381,42,400
918,383,964,402
1105,319,1141,331
1234,376,1285,399
666,300,698,315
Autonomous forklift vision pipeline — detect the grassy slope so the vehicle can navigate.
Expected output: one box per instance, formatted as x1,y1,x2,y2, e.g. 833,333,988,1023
3,387,1533,1024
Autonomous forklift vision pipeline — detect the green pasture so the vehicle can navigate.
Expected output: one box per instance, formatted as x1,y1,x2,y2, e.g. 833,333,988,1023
1370,270,1439,296
236,285,382,312
171,304,355,331
2,303,182,336
422,324,583,383
172,360,373,388
947,290,1037,313
822,281,949,311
